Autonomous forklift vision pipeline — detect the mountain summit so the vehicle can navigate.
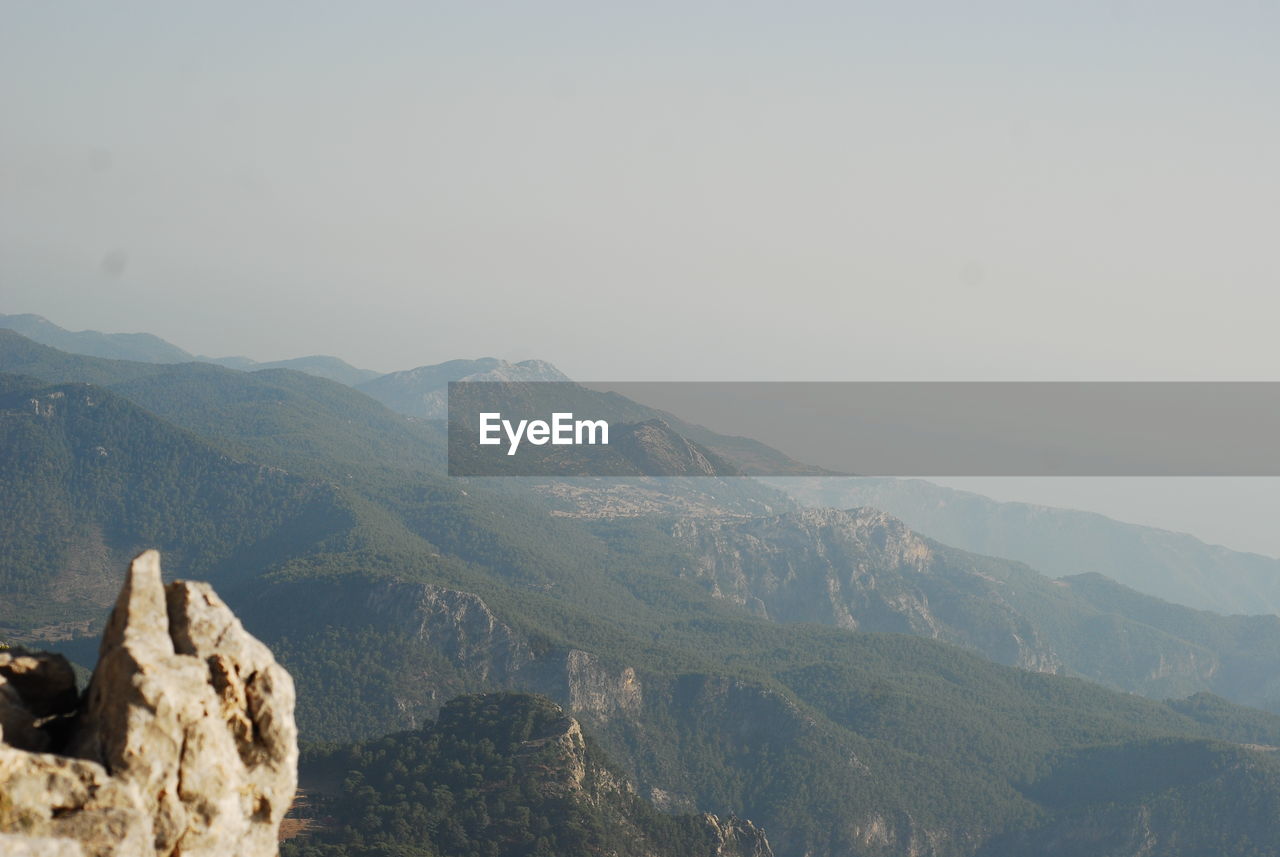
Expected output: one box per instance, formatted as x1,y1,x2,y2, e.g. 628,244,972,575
358,357,570,418
0,314,194,364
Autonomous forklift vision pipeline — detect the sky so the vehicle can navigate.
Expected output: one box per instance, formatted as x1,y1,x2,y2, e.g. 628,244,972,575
2,2,1278,554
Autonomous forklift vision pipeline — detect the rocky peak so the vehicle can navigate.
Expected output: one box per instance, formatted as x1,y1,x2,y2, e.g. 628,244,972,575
0,551,297,857
701,813,774,857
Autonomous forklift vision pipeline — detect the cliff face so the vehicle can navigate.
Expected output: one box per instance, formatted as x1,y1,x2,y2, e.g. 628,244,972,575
673,507,1063,673
0,551,298,857
362,579,536,685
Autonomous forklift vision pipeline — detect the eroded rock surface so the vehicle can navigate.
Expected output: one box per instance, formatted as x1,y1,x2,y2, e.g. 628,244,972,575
0,551,297,857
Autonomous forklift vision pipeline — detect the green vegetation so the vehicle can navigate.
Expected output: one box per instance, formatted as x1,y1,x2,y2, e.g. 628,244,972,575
282,693,752,857
0,377,354,628
7,331,1280,855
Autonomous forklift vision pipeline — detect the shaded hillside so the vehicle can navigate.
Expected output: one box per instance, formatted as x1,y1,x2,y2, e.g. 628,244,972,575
284,693,771,857
0,328,175,386
0,315,380,385
978,739,1280,856
0,331,445,481
0,375,353,632
248,563,1280,857
0,313,195,363
207,354,382,386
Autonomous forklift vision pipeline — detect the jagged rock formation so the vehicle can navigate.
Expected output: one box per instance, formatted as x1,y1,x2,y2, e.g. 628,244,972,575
702,813,774,857
0,551,297,857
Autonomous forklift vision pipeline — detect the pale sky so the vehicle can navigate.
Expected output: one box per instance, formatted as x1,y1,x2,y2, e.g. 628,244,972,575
3,3,1279,556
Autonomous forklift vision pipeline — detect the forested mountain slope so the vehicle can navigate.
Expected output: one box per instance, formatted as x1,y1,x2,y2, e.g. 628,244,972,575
283,692,772,857
0,374,353,632
7,335,1280,855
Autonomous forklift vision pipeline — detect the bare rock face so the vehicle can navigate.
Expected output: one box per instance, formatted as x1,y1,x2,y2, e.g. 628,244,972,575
0,835,87,857
564,649,642,721
0,747,150,857
702,813,774,857
0,551,297,857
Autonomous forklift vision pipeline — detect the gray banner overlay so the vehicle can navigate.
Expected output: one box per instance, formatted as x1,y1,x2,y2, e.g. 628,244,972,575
447,382,1280,477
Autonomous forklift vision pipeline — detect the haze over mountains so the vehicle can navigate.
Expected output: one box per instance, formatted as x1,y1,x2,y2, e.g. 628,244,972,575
4,312,1277,610
358,357,571,419
774,477,1280,617
0,313,381,385
7,316,1280,854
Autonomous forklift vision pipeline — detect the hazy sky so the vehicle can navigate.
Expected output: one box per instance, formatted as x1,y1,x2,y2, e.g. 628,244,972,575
4,2,1278,378
3,3,1279,555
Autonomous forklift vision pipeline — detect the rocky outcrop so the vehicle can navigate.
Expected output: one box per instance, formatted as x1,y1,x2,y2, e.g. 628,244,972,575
702,813,773,857
564,649,642,721
363,580,534,684
0,551,297,857
673,507,1063,673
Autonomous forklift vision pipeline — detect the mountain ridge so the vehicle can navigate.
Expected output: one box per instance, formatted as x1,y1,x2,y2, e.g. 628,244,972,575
0,314,380,386
772,476,1280,616
8,334,1280,855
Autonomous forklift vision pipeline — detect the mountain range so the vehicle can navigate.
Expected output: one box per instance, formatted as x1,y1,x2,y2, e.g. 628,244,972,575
773,476,1280,616
5,319,1280,855
0,313,380,385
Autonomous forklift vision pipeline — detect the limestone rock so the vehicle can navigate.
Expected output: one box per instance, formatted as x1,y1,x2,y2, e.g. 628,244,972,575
0,834,87,856
0,744,150,857
0,551,297,857
564,649,642,720
702,813,774,857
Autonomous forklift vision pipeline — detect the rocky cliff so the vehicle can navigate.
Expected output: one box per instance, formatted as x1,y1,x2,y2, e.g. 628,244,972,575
673,507,1063,673
0,551,298,857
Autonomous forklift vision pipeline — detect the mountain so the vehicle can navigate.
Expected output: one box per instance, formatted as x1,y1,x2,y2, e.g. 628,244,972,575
0,328,180,385
0,373,356,634
0,331,446,481
0,313,381,386
289,695,1280,857
0,313,195,363
357,358,571,418
771,476,1280,616
362,356,825,475
0,330,815,478
255,562,1280,857
205,354,382,386
283,692,772,857
10,336,1280,855
668,506,1280,711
